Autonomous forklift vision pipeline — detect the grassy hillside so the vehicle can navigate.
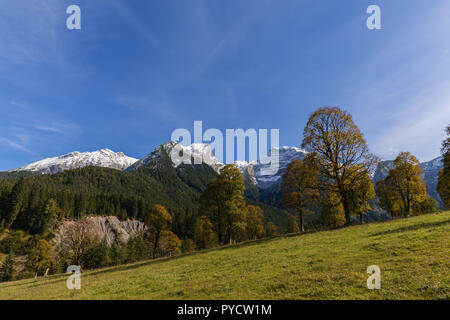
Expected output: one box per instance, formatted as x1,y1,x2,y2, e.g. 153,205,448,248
1,212,448,300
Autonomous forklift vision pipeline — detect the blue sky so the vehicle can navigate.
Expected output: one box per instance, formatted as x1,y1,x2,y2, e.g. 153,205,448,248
1,0,449,171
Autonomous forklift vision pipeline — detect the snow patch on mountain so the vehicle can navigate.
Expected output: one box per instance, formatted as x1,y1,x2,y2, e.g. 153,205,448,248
126,142,178,171
11,149,138,174
126,142,223,173
127,142,308,190
249,146,308,189
420,156,443,171
373,156,443,182
173,144,308,189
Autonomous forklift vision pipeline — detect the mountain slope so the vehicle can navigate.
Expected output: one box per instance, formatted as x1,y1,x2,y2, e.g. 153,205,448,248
4,141,443,218
1,211,448,300
236,146,308,190
420,157,444,206
126,142,443,211
10,149,138,174
126,142,307,190
0,152,288,234
126,142,222,173
125,142,289,227
0,164,217,235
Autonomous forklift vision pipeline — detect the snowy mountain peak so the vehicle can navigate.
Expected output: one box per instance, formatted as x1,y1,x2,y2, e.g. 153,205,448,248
11,149,138,174
127,142,308,189
252,146,308,189
126,142,223,173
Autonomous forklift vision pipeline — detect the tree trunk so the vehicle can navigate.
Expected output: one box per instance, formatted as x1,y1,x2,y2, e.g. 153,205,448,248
359,213,363,224
342,195,352,225
406,194,411,217
217,204,222,246
299,211,304,233
152,230,160,259
226,227,232,245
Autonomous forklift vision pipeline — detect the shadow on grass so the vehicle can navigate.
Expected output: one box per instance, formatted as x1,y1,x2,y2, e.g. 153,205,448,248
370,219,450,237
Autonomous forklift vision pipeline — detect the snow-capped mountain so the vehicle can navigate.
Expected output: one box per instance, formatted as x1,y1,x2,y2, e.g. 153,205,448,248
253,146,307,189
126,142,223,173
11,149,138,174
232,147,308,190
127,142,308,190
7,141,443,208
125,142,178,171
373,156,443,182
372,160,396,183
420,156,444,205
420,156,444,172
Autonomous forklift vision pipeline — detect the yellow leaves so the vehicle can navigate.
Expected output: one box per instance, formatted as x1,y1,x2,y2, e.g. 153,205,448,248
302,107,377,185
281,160,320,212
204,164,246,205
159,231,181,256
145,204,172,232
286,214,300,233
376,152,429,216
43,198,62,221
301,107,379,223
348,173,375,216
321,205,346,228
245,205,266,240
194,216,215,249
200,164,247,244
27,239,52,275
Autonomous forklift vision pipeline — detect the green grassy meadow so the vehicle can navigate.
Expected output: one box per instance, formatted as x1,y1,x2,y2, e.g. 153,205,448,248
0,212,449,300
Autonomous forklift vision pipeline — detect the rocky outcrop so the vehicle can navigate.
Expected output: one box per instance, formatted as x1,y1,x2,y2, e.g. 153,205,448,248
54,216,147,247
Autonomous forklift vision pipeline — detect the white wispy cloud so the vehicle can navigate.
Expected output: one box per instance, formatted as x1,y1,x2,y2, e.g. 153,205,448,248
334,2,450,162
0,96,82,156
9,100,29,109
370,80,450,161
33,125,64,134
109,0,158,46
0,137,31,153
203,2,271,67
0,0,88,90
114,94,187,127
